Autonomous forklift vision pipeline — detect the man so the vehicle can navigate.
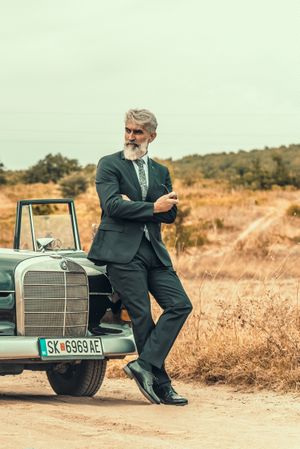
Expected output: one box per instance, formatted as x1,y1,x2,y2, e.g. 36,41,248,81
88,109,193,405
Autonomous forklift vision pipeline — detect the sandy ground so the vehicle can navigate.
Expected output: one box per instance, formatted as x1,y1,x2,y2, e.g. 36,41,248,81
1,372,300,449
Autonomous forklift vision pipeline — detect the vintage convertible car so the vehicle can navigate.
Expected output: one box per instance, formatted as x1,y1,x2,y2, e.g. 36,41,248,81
0,198,136,396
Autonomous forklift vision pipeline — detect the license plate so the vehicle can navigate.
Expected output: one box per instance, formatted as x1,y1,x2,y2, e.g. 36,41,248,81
39,337,103,359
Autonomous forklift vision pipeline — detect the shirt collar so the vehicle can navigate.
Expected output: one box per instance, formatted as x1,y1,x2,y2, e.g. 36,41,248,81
141,153,149,167
133,153,149,166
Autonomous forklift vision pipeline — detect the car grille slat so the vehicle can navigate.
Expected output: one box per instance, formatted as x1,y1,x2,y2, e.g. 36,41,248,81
24,299,65,313
65,326,87,337
65,313,88,326
66,285,88,299
66,273,87,285
24,272,65,285
24,285,65,299
66,301,88,312
23,265,89,337
25,312,88,326
25,313,65,327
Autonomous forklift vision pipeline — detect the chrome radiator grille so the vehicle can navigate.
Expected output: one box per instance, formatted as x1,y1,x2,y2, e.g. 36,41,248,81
22,265,89,337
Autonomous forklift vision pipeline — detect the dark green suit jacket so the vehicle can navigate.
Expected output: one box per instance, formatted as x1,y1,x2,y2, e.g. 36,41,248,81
88,150,176,266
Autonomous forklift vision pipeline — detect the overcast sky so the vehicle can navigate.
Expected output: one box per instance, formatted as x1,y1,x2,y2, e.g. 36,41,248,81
1,0,299,170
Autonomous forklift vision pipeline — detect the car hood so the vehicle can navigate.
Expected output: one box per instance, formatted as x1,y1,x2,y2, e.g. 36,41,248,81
0,249,108,292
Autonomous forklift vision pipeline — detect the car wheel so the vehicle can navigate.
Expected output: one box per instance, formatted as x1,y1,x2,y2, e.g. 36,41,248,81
46,359,107,397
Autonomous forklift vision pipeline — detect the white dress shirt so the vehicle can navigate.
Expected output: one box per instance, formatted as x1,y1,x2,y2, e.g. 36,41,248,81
131,153,149,188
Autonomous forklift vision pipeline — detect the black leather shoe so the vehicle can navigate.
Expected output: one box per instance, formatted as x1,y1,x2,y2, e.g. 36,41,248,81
153,384,188,406
123,360,161,404
91,325,122,335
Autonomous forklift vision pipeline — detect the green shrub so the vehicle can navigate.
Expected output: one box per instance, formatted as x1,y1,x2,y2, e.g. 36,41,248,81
286,204,300,218
290,235,300,244
163,207,209,255
23,153,81,184
0,162,7,185
59,172,88,198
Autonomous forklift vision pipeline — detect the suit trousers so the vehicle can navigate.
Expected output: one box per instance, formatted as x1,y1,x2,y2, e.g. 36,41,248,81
107,235,193,386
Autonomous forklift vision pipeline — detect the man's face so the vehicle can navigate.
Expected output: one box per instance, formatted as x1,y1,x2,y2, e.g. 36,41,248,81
123,121,156,160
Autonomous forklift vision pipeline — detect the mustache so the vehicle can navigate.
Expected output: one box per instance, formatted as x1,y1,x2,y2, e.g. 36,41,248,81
125,142,140,148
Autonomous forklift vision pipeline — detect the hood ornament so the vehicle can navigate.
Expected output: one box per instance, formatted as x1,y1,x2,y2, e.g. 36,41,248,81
60,260,68,271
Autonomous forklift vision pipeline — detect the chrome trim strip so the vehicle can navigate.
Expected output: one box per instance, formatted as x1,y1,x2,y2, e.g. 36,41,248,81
100,332,136,357
24,311,89,315
25,324,87,328
0,333,136,360
90,292,112,296
24,283,87,286
63,272,67,336
28,204,37,252
24,297,88,300
70,202,81,250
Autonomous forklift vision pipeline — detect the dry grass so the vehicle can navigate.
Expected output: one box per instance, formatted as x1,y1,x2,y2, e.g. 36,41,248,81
107,276,300,391
163,278,300,391
2,181,300,391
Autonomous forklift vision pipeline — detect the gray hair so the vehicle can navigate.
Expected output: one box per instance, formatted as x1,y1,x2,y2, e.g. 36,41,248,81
125,109,158,133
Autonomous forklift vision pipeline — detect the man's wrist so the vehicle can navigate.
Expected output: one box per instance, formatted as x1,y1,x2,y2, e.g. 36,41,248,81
153,201,160,214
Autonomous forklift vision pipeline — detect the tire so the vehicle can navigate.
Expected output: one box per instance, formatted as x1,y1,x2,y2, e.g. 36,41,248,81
47,359,107,397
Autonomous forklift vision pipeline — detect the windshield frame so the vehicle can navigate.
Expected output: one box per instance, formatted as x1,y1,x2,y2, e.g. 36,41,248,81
13,198,81,252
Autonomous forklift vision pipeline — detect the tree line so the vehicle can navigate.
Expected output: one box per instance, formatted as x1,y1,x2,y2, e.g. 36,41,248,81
0,153,95,197
172,144,300,189
1,143,300,194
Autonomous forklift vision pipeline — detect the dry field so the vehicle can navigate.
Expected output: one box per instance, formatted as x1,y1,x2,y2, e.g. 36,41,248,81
1,181,300,391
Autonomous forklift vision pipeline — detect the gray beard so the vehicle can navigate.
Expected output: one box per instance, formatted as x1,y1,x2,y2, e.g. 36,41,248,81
123,142,148,160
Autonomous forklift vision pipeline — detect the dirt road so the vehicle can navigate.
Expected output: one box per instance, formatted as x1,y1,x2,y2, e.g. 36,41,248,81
1,372,300,449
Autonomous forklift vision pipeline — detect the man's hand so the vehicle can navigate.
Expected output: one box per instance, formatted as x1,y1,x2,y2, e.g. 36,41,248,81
121,194,131,201
154,192,179,213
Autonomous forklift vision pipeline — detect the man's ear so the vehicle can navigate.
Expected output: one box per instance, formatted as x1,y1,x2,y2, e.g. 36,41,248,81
149,132,157,143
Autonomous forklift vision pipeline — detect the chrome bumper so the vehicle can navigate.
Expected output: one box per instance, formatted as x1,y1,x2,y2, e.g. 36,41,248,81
0,326,136,360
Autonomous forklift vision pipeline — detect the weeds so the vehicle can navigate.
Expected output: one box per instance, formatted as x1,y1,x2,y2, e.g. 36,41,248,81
162,287,300,391
286,203,300,217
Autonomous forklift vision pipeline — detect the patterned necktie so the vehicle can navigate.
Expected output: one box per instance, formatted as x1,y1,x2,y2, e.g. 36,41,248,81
134,159,150,241
135,159,148,200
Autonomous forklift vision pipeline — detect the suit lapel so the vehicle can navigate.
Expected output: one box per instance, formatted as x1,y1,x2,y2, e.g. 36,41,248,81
120,151,157,201
146,158,155,200
120,151,142,197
